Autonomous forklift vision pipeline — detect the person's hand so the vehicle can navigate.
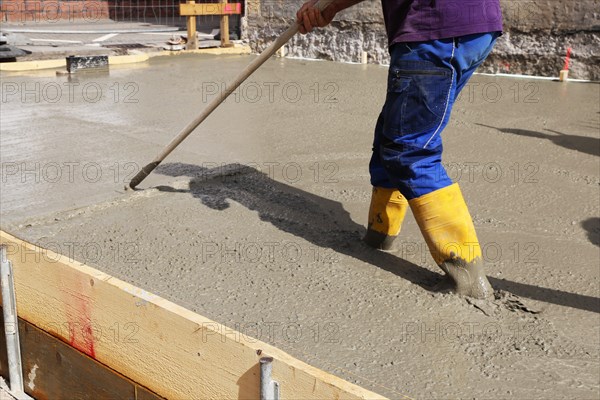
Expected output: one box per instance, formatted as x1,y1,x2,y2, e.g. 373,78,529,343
296,0,337,34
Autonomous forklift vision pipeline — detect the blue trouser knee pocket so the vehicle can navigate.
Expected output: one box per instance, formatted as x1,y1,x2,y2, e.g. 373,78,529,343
369,33,498,199
378,59,454,199
383,60,452,139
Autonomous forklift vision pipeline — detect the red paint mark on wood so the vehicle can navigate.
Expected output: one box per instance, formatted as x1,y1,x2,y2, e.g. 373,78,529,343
64,279,96,358
68,320,96,358
224,3,241,14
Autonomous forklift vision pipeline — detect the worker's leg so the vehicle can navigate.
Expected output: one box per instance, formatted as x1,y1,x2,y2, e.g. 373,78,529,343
378,32,498,298
365,33,499,252
453,32,502,97
364,112,409,250
366,39,457,251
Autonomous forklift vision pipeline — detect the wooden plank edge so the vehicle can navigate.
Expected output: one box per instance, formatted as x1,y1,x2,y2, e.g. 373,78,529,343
0,47,251,73
108,54,150,65
0,54,149,72
149,46,252,58
0,59,66,72
0,314,164,400
179,3,242,16
0,230,389,400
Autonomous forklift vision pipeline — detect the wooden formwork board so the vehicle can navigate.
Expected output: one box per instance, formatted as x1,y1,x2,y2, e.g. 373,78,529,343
179,3,241,16
0,231,387,399
0,314,164,400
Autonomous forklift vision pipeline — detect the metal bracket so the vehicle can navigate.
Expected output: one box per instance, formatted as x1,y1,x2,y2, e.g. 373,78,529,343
1,246,33,400
259,357,280,400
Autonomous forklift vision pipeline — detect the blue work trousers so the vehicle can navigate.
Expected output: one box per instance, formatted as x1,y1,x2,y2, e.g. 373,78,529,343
370,32,500,200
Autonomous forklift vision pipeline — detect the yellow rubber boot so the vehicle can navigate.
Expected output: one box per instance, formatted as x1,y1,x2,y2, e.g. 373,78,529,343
409,183,493,299
363,187,408,250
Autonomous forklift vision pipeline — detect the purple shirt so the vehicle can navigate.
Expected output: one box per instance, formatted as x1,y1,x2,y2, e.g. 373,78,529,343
381,0,503,45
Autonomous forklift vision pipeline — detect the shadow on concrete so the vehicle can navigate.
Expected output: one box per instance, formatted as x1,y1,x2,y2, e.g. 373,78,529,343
478,124,600,157
581,217,600,247
154,162,600,314
154,162,443,290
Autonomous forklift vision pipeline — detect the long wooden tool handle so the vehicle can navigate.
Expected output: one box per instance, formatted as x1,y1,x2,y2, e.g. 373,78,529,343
129,0,336,189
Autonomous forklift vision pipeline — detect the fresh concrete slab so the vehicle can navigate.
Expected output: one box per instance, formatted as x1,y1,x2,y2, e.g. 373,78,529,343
1,54,598,399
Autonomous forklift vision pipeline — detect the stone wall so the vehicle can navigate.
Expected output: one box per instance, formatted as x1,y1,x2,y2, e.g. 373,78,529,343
245,0,600,80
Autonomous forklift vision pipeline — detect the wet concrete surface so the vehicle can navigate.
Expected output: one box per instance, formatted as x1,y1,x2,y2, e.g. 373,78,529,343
1,54,599,398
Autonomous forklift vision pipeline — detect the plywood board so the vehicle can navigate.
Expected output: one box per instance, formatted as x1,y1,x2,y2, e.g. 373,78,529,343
0,314,164,400
0,231,386,399
180,3,241,16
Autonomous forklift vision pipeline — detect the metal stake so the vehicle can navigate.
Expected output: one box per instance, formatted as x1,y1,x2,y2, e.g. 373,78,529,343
260,357,280,400
1,246,32,400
